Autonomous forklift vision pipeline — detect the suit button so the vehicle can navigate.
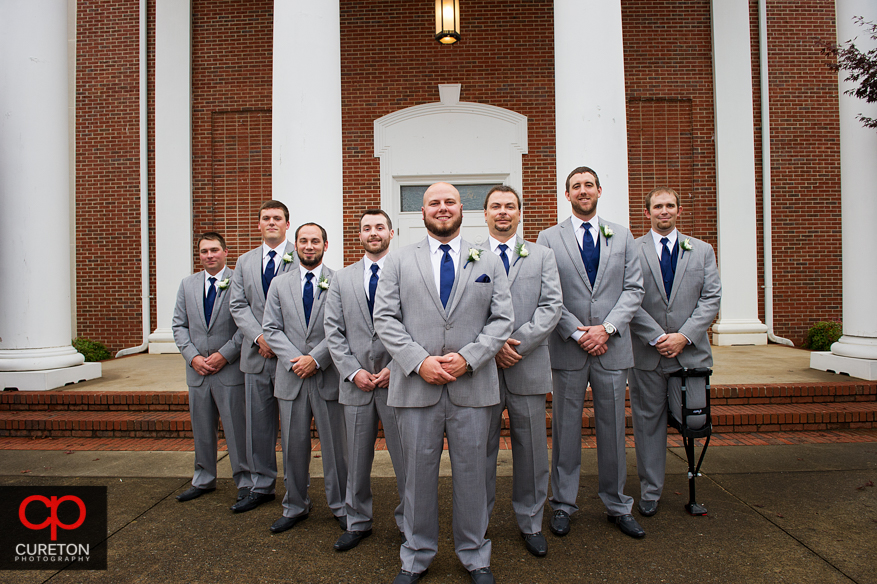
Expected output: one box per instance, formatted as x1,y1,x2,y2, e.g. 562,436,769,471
445,324,452,330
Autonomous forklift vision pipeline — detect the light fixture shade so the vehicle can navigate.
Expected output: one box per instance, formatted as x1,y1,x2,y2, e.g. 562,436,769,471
435,0,460,44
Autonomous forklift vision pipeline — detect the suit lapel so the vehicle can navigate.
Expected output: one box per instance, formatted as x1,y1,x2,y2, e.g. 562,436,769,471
507,236,524,284
290,268,308,332
560,219,592,292
415,239,446,316
591,223,612,291
447,241,474,316
206,267,229,332
351,260,374,332
642,237,668,306
190,272,209,331
668,234,691,306
307,268,330,336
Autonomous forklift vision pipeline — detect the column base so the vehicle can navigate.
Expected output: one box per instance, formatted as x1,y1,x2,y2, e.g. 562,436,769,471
810,352,877,381
0,363,102,391
148,328,180,354
711,320,768,346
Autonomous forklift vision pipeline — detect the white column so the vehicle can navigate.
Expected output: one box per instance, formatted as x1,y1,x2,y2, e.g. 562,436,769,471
709,0,768,346
0,0,100,389
148,0,192,353
553,0,630,225
273,0,344,267
811,0,877,380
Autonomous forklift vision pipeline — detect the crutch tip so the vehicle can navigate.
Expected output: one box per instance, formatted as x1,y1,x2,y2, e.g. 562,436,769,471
685,502,708,516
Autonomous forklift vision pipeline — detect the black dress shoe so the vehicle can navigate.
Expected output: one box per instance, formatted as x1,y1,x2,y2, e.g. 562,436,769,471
176,486,214,502
548,509,571,536
231,491,275,513
608,513,646,538
236,487,251,502
335,515,347,530
269,513,308,533
637,500,658,517
334,529,372,551
522,531,547,557
392,569,426,584
469,567,495,584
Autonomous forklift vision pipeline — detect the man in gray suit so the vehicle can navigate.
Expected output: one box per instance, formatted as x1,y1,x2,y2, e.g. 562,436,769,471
629,187,721,517
172,232,251,503
262,222,347,534
482,186,562,557
374,183,513,584
536,166,645,539
325,209,406,551
229,201,298,513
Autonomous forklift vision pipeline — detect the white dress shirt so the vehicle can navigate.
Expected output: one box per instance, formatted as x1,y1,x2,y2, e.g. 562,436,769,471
567,214,613,341
262,241,288,274
647,228,690,347
427,234,461,296
204,267,228,296
362,255,388,299
487,235,515,266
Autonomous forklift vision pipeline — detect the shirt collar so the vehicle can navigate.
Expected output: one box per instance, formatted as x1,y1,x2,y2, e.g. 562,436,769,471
364,255,387,271
262,241,287,258
299,263,323,281
427,234,461,255
570,214,600,234
488,235,516,255
204,267,226,285
651,228,678,248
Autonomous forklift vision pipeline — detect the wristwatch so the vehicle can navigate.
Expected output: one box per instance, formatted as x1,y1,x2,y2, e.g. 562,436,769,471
602,322,617,336
465,360,474,373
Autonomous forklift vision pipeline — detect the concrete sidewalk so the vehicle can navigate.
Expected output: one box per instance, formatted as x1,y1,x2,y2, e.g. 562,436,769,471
2,442,875,583
45,344,849,394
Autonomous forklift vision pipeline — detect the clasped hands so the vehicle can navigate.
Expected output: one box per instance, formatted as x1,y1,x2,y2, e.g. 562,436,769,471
419,353,468,385
192,353,228,376
654,332,687,359
353,367,390,392
576,325,609,356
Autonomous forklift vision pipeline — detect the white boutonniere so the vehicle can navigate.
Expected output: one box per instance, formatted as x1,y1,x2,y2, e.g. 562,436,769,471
217,278,231,290
680,237,693,258
512,242,529,267
282,252,295,264
317,275,330,294
599,224,614,246
463,248,483,269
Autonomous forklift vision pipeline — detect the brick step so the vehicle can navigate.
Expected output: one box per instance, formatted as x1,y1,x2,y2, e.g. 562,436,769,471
2,381,873,413
2,401,874,440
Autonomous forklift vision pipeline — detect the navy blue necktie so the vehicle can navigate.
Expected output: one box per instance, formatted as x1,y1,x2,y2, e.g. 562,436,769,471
262,250,277,297
660,237,674,299
204,277,217,327
580,223,599,287
498,243,510,275
439,244,454,308
303,272,314,327
367,263,379,320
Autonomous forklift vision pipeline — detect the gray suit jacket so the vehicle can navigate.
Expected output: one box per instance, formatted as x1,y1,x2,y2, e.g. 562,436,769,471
172,267,244,387
229,241,297,374
498,237,563,395
630,233,721,371
262,266,340,402
373,237,514,408
536,217,644,371
324,259,392,407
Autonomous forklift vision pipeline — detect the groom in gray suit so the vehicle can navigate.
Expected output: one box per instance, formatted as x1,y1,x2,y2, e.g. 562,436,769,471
262,223,346,534
172,232,251,503
374,182,513,584
229,201,298,513
536,166,645,539
629,187,721,518
482,186,562,558
325,209,406,551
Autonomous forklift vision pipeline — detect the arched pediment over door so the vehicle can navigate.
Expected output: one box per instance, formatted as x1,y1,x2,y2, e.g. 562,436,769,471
374,85,528,248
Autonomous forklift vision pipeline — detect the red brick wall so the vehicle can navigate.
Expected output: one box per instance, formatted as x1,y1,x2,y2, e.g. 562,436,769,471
753,0,841,344
76,0,145,353
338,0,556,264
191,1,273,267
